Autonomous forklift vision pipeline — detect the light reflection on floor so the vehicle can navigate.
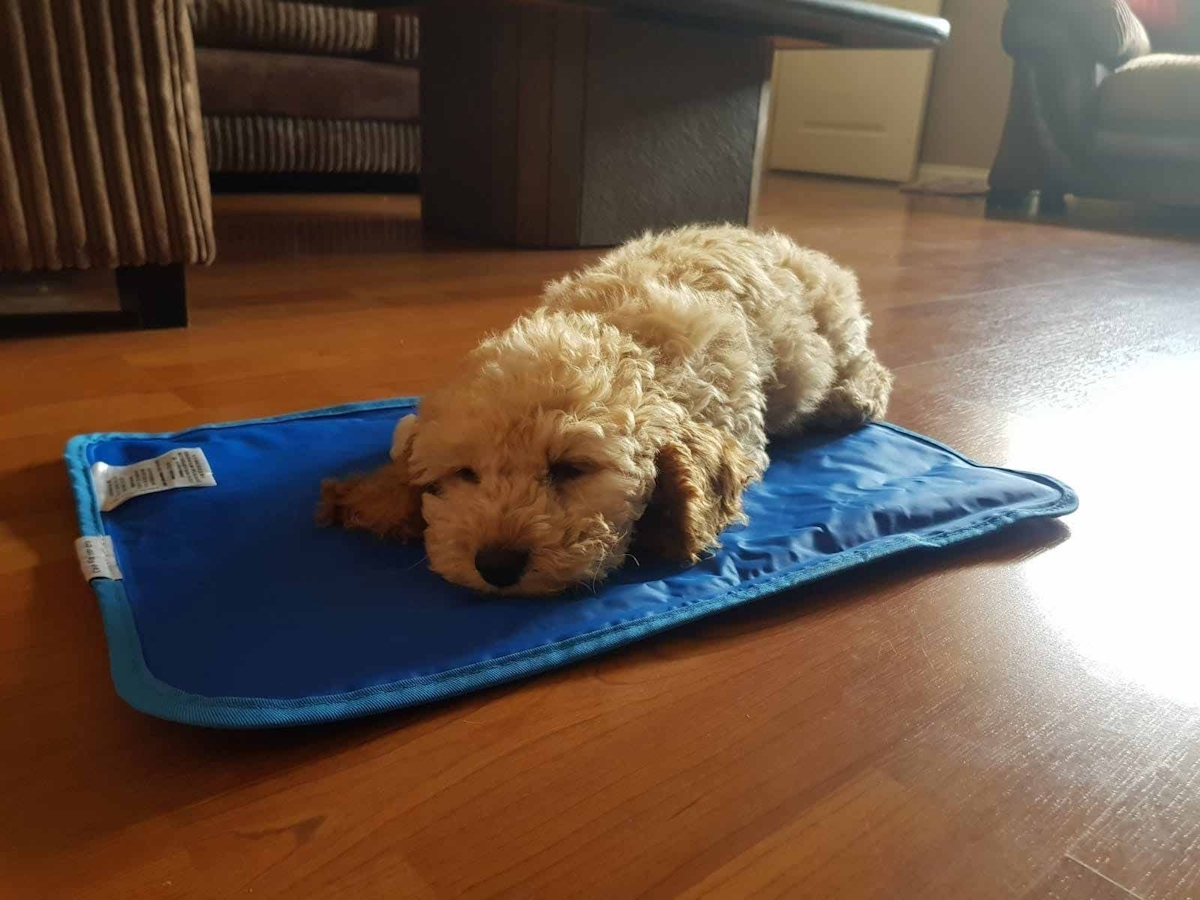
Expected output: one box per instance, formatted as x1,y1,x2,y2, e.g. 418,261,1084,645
1011,354,1200,706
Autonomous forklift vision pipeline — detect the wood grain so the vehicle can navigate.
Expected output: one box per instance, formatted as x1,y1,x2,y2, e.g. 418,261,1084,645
2,175,1200,898
421,0,771,248
514,5,556,247
546,7,589,246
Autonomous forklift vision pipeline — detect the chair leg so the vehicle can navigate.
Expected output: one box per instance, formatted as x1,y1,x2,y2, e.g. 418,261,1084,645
116,264,188,329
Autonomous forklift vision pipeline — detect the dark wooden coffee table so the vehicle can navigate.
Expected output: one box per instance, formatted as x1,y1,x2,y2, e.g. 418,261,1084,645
421,0,949,248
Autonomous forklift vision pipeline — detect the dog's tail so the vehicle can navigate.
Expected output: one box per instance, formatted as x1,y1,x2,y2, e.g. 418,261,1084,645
811,349,893,428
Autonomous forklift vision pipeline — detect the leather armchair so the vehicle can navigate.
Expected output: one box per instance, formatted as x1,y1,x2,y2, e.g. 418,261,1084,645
989,0,1200,210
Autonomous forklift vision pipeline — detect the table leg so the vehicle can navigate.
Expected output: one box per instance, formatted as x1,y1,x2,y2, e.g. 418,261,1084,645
421,1,773,248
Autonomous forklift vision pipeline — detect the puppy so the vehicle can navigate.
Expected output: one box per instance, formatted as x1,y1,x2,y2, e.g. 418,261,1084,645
318,224,891,595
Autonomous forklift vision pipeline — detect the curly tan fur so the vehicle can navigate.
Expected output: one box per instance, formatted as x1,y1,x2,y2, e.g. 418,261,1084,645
319,224,892,595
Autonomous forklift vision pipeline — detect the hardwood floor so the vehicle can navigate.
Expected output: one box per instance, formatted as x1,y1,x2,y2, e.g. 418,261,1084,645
2,175,1199,899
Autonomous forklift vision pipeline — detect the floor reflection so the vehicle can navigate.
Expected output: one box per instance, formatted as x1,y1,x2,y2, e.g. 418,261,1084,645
1012,354,1200,706
211,194,426,263
0,269,118,318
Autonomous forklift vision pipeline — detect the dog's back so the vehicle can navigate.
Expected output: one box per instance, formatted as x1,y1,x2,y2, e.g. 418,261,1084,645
541,224,891,437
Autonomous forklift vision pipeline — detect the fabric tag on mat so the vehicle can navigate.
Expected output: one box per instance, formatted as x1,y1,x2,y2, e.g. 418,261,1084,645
91,448,215,512
75,536,123,581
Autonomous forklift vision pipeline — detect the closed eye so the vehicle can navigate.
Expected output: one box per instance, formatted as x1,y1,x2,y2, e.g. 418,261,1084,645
548,460,587,484
426,468,478,493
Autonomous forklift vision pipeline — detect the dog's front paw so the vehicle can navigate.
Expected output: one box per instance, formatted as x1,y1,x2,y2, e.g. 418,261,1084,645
315,465,425,542
315,476,357,528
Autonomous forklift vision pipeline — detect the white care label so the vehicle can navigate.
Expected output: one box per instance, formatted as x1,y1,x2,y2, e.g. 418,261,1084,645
75,536,123,581
92,448,216,512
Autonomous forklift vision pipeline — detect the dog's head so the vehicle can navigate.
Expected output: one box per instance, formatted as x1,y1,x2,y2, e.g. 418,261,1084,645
387,310,754,595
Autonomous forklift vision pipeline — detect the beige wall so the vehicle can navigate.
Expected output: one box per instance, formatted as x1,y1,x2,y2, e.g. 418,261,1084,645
919,0,1012,170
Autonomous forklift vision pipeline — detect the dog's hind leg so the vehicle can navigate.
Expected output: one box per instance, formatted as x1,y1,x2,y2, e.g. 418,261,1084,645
765,243,892,432
762,328,837,435
765,342,892,434
810,348,893,429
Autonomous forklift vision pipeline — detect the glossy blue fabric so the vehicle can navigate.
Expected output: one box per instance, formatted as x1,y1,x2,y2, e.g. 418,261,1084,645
65,398,1076,728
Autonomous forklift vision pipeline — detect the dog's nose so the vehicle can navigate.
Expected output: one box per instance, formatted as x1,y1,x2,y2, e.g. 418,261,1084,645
474,546,530,588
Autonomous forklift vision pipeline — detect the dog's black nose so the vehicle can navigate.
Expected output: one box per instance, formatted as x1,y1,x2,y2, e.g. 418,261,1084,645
475,546,530,588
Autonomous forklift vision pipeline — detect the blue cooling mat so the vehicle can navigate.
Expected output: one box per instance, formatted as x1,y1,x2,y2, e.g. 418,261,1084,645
65,399,1076,728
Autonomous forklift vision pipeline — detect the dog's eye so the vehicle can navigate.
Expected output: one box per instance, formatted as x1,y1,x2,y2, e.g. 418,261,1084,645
456,467,479,484
421,482,442,496
548,460,586,484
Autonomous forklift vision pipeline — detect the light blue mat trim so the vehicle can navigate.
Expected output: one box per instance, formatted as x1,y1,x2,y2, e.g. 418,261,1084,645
66,398,1077,729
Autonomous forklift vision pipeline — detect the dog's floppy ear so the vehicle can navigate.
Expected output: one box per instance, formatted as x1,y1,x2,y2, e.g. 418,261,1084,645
316,414,425,542
635,420,756,563
390,413,418,462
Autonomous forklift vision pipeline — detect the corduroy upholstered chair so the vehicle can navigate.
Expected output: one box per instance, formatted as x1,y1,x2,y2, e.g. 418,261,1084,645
0,0,215,328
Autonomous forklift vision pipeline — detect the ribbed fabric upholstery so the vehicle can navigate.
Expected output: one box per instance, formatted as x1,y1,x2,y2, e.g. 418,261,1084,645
190,0,375,58
0,0,214,271
190,0,419,62
203,116,420,174
375,8,418,62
